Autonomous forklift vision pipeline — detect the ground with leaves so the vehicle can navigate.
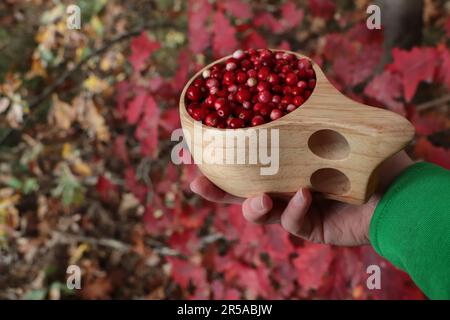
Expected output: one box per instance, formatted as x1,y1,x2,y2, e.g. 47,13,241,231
0,0,449,299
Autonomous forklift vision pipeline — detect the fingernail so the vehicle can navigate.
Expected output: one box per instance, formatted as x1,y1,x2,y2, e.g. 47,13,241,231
293,189,304,206
190,181,198,193
250,196,266,213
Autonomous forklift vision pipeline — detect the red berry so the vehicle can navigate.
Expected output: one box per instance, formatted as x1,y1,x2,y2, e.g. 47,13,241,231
308,79,316,89
187,103,198,116
238,109,254,122
247,69,257,78
286,104,297,112
251,115,265,126
205,113,219,127
267,73,279,84
192,78,205,88
272,95,281,104
192,108,207,121
270,109,284,120
285,72,298,86
297,80,307,91
186,86,202,101
281,95,292,106
206,78,219,88
258,90,272,103
217,105,231,118
236,71,248,84
257,81,270,92
283,86,292,95
293,95,305,107
214,98,228,110
229,118,245,129
205,95,216,106
253,102,264,113
222,71,235,85
236,88,251,103
306,69,315,79
257,67,270,81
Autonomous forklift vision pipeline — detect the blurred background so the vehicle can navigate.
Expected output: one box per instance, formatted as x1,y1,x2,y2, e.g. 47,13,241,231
0,0,449,299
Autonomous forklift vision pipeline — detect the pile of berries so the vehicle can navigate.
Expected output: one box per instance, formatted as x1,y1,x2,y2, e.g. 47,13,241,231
184,49,316,129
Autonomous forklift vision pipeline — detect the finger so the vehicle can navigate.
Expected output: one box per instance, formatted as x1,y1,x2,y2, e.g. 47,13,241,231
190,176,244,204
242,194,273,224
242,194,289,224
280,188,313,238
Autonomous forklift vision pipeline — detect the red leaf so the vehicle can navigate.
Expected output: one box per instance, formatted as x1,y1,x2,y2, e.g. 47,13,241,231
129,32,160,72
167,257,207,291
173,50,191,91
188,0,212,54
115,81,131,118
280,1,304,30
278,40,291,51
124,167,148,202
333,44,381,88
415,137,450,170
113,135,129,164
293,243,334,291
445,17,450,38
212,11,238,57
364,70,405,115
222,0,252,20
389,47,438,102
96,175,118,202
436,44,450,90
253,12,284,34
347,22,383,45
242,31,267,50
410,109,449,136
126,90,146,124
135,94,160,157
160,107,181,133
308,0,336,20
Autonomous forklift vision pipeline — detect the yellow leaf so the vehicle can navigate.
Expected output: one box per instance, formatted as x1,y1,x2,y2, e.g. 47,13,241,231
73,95,110,142
48,94,76,130
69,243,90,265
73,159,92,177
83,75,108,94
62,143,73,159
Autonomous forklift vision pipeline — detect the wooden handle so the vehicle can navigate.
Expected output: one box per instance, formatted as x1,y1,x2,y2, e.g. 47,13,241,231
180,50,415,204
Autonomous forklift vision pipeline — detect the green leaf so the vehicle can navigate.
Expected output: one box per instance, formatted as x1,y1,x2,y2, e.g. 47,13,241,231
23,289,47,300
6,177,22,190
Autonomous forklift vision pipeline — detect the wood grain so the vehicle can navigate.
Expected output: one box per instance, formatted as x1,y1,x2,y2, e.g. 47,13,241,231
179,50,415,204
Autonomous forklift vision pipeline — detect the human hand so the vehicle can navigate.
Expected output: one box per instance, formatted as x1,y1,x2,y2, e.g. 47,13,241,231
190,151,413,246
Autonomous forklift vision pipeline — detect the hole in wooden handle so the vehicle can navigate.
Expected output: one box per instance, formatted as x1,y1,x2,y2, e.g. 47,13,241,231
310,168,351,195
308,129,350,160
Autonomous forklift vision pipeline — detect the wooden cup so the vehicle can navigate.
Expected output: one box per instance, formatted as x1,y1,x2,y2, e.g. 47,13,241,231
179,50,414,204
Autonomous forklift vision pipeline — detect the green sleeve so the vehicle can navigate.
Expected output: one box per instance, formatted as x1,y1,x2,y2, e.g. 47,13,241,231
369,162,450,300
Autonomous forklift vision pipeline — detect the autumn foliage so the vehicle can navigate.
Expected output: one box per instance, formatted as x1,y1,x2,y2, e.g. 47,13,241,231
1,0,449,299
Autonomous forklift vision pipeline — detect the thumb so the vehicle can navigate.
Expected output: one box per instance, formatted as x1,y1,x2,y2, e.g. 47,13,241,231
280,188,313,238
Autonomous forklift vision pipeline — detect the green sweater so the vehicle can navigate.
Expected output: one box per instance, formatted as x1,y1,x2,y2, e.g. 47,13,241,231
370,162,450,300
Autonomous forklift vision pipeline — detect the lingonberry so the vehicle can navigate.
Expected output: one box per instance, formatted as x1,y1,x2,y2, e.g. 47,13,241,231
270,108,284,120
229,118,245,129
285,72,298,86
236,88,251,103
257,67,270,81
185,49,316,128
186,86,202,101
236,71,248,84
293,95,305,107
214,98,228,110
251,115,265,126
205,113,219,127
217,105,231,118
